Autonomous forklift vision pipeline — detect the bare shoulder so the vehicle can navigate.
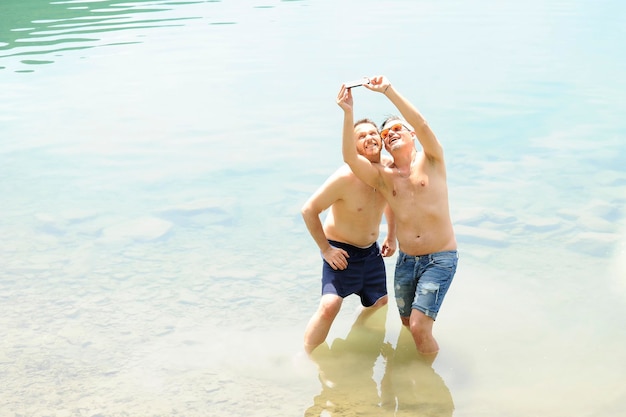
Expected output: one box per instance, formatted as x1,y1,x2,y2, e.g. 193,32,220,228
337,163,354,175
325,164,360,186
377,158,397,180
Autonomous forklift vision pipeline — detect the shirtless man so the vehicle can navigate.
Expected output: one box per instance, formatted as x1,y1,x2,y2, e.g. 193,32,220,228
337,76,458,356
302,118,396,354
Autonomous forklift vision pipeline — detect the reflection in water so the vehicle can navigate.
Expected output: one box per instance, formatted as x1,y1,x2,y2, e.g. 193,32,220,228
305,306,387,416
0,0,205,72
305,307,453,417
381,330,454,417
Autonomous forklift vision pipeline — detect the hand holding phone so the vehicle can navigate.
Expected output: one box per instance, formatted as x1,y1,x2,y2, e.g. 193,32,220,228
344,77,370,89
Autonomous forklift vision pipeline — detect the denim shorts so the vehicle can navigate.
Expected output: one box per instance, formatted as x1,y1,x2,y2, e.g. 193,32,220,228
394,250,458,320
321,240,387,307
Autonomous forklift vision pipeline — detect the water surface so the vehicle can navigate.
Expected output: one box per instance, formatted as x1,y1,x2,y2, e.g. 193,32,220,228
1,1,625,416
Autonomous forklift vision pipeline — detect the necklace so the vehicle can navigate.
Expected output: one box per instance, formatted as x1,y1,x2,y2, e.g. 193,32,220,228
397,167,410,178
396,154,416,178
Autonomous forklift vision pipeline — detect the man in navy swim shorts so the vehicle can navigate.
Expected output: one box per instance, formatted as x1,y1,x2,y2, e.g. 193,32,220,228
302,118,396,355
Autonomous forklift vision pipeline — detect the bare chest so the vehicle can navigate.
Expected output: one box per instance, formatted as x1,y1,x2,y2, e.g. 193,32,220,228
384,162,448,216
345,182,386,213
390,169,431,198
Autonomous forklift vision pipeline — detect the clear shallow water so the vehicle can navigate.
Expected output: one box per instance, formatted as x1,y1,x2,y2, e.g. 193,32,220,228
1,0,625,416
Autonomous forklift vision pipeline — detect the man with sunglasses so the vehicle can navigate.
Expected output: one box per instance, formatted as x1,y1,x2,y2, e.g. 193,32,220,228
337,76,458,357
301,118,397,355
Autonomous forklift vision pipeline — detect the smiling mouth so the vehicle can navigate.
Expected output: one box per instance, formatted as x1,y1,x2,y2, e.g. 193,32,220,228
364,140,380,150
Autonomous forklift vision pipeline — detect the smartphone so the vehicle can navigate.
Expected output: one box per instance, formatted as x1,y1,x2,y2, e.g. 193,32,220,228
345,77,370,89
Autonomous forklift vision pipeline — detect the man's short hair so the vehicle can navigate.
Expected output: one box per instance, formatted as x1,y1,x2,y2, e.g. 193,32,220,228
380,115,401,131
354,118,379,132
380,115,414,132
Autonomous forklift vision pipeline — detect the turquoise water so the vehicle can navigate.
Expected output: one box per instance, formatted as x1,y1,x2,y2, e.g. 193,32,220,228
1,1,625,416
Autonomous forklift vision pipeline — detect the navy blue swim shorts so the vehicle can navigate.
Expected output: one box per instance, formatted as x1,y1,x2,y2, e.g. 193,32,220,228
321,239,388,307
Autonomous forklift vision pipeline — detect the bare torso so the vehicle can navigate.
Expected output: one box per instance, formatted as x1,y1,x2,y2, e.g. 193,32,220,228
323,167,387,247
382,152,456,256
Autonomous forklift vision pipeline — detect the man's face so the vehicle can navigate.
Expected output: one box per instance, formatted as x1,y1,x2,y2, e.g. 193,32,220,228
354,123,382,162
380,119,413,153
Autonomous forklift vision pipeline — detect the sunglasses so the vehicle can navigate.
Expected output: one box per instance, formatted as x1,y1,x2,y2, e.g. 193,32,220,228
380,123,409,141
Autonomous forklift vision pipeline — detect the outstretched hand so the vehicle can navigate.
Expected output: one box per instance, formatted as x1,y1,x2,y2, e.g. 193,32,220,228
363,75,391,94
336,84,354,112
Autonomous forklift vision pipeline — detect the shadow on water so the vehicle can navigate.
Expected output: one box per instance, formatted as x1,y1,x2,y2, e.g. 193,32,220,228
0,0,208,72
305,306,453,417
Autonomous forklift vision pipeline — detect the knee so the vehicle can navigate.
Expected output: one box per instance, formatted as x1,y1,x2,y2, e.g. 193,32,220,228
409,323,430,341
318,299,342,320
409,314,433,335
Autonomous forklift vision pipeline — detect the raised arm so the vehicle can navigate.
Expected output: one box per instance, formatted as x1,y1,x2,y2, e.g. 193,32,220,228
337,84,385,190
366,76,444,162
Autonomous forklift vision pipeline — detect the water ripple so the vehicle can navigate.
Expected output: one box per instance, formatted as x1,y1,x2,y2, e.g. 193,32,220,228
0,0,208,71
